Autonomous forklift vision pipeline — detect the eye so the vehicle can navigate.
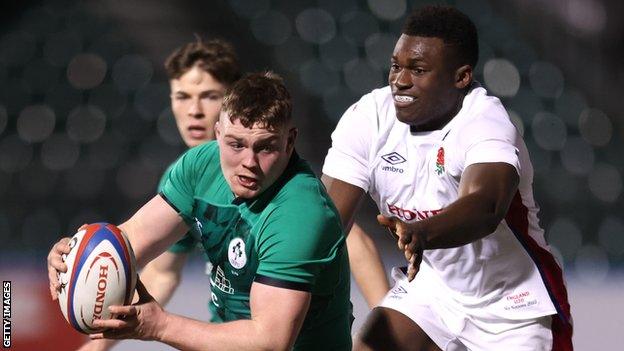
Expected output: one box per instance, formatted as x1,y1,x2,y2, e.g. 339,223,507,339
204,93,223,101
390,63,400,72
229,142,244,150
175,94,190,101
412,67,426,75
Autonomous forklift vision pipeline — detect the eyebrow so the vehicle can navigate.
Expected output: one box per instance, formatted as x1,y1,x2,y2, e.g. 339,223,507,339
223,134,279,144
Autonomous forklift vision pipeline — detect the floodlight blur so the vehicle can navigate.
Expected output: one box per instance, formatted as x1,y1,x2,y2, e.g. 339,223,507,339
89,32,131,63
88,84,127,120
588,164,622,203
0,135,33,173
0,31,37,66
579,108,612,147
41,134,80,171
67,53,107,90
112,54,153,93
365,33,397,70
0,105,9,135
598,216,624,257
510,88,544,122
251,10,292,46
228,0,270,19
116,161,159,200
274,37,314,71
44,83,82,118
367,0,406,21
134,83,169,121
139,135,180,169
299,59,340,96
531,112,567,151
529,61,564,99
320,36,359,71
560,136,595,175
296,8,336,44
67,209,105,235
575,244,609,286
500,40,538,75
483,58,520,97
63,162,105,199
86,133,123,170
322,87,357,121
66,105,107,143
507,110,524,136
474,40,495,77
525,140,552,174
43,30,83,67
157,108,184,146
340,11,380,46
21,208,61,246
17,105,56,143
22,59,60,94
344,59,383,95
555,88,588,128
547,217,583,263
18,163,58,198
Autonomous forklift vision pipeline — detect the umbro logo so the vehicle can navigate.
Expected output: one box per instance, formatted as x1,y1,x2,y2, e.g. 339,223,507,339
381,152,406,165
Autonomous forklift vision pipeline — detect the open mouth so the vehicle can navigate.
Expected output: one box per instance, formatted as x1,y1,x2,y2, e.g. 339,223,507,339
237,175,258,188
188,126,207,138
393,95,415,104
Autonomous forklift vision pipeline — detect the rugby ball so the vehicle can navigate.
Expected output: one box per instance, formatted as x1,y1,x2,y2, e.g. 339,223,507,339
58,223,137,334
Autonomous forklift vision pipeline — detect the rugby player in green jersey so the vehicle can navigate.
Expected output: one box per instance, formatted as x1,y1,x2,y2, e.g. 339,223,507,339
49,72,352,350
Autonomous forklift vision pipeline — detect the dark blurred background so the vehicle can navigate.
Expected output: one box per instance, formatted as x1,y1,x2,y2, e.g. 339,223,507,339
0,0,622,349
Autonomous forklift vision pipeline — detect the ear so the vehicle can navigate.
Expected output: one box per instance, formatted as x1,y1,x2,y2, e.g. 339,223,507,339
286,127,298,152
454,65,473,89
214,121,221,139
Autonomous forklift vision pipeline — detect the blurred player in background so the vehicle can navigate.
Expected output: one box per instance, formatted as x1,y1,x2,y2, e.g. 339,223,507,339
49,72,353,350
50,37,242,350
322,5,572,350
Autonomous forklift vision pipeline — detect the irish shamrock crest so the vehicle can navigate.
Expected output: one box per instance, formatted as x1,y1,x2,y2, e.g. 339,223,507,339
435,147,445,175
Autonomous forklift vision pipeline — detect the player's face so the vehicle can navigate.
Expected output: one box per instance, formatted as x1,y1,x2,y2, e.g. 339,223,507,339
170,66,226,147
216,113,296,199
389,35,463,131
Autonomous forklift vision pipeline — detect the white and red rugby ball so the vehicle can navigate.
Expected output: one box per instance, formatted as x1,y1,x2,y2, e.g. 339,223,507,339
58,222,137,334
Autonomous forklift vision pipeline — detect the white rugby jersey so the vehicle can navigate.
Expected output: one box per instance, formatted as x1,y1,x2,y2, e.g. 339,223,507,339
323,84,571,323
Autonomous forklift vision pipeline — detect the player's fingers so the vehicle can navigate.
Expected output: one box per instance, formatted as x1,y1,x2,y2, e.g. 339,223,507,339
89,333,104,340
407,254,420,281
48,266,59,300
109,305,136,316
376,214,396,229
93,317,129,330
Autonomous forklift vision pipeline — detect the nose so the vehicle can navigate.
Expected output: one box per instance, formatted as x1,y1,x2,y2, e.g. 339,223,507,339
188,98,204,118
391,69,412,90
241,149,259,169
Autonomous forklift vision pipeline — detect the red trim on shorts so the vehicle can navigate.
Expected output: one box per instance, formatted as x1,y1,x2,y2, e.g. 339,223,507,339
504,192,573,327
551,314,573,350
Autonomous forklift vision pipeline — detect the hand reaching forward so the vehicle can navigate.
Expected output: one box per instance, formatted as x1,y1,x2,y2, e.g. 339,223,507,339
90,279,167,342
377,214,426,282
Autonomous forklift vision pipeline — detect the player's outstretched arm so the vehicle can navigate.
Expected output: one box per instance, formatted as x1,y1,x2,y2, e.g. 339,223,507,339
92,279,311,351
117,194,189,268
321,174,390,307
347,223,389,307
380,162,519,280
46,194,189,300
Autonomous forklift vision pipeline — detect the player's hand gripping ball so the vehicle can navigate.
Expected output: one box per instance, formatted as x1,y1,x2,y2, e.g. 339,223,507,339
57,223,137,334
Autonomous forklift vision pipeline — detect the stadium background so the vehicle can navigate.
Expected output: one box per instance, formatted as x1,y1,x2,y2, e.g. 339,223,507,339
0,0,622,349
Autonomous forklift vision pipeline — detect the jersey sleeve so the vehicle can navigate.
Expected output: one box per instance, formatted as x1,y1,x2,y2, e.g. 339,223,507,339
457,110,521,175
160,142,218,225
254,190,345,291
322,93,376,191
157,162,199,253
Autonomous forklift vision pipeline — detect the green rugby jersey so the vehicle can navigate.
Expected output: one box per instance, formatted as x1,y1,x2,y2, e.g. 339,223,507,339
160,141,352,350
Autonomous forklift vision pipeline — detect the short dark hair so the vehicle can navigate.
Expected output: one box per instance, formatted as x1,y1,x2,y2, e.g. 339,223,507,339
164,38,242,86
222,72,292,131
402,5,478,68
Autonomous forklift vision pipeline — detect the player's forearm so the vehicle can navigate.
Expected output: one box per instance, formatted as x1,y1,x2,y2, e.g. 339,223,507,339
159,314,291,351
420,192,508,249
347,224,389,307
140,265,181,306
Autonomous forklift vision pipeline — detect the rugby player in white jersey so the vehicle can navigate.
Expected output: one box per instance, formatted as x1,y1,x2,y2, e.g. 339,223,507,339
322,5,572,350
